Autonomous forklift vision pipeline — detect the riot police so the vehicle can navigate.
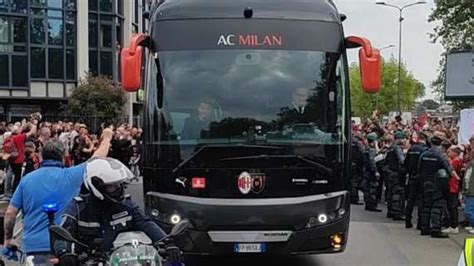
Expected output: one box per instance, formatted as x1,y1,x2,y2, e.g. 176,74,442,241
384,131,406,220
418,135,460,238
363,133,382,212
404,132,429,229
351,133,366,205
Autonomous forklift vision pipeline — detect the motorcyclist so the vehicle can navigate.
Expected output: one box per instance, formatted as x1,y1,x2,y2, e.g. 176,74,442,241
54,157,166,265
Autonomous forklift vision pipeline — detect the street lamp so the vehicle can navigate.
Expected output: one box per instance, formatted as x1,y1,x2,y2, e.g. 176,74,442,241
374,44,395,110
379,44,395,51
375,1,426,115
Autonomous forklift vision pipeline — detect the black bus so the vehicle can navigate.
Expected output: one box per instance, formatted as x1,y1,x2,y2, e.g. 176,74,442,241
121,0,381,255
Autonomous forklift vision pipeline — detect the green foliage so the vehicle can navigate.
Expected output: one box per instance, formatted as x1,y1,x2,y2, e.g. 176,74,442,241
429,0,473,107
350,57,425,118
63,75,126,119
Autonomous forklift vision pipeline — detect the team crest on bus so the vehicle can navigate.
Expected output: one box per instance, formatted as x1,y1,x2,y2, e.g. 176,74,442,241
237,172,266,195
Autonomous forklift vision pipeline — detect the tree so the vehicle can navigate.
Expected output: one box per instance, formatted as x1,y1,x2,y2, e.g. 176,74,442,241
350,56,425,118
63,75,126,119
429,1,473,109
421,99,440,110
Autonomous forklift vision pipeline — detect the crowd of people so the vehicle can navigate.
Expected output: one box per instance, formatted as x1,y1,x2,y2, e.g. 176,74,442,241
0,113,144,196
351,113,472,238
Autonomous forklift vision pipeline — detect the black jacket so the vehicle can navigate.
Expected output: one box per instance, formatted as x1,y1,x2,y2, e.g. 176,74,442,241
54,194,166,254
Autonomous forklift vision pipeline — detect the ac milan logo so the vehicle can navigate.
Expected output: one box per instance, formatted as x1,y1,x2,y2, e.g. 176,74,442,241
237,172,266,195
237,172,252,195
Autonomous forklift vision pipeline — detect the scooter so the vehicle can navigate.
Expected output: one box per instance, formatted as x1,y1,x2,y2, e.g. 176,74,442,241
49,219,189,266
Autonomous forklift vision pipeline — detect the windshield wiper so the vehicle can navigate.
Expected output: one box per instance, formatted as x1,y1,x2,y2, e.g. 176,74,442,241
172,144,282,173
219,154,332,175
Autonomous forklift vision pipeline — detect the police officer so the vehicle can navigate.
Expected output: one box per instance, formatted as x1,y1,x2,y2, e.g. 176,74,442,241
54,157,166,264
363,133,382,212
385,130,407,220
418,135,460,238
351,133,366,205
404,131,429,229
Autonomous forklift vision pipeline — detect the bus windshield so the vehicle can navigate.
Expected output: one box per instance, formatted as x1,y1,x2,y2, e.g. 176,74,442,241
147,49,346,147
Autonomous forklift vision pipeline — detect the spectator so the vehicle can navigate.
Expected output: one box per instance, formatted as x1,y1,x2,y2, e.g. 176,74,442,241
10,119,37,193
2,128,114,255
443,146,463,234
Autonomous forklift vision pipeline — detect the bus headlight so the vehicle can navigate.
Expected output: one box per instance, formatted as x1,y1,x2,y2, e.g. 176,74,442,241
170,214,182,224
150,209,160,218
318,214,328,224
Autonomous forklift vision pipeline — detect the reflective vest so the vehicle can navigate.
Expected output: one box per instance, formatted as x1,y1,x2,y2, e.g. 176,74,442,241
458,238,474,266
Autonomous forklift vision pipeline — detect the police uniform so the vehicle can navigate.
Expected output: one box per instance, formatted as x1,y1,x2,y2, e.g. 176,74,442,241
384,132,406,220
404,141,429,228
418,144,452,237
363,134,381,211
351,135,366,204
54,194,166,255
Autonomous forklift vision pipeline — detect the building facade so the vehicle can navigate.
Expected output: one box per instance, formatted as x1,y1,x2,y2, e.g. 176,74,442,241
0,0,147,119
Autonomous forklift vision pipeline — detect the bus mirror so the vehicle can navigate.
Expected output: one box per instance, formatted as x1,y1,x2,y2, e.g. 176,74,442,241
345,36,381,93
121,34,150,92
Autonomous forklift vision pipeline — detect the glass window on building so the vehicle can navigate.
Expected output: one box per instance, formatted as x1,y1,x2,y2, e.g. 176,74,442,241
89,0,123,80
47,0,61,8
12,17,26,43
100,24,112,47
30,0,77,81
48,48,63,79
12,54,27,86
0,17,8,43
0,0,8,12
100,0,112,12
0,55,8,86
30,18,45,44
47,18,63,45
12,0,27,14
0,15,27,88
30,47,45,78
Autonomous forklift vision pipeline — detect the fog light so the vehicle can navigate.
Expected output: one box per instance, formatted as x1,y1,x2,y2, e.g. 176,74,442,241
318,214,328,224
329,212,336,220
338,208,346,216
170,214,181,224
150,209,160,217
330,234,344,249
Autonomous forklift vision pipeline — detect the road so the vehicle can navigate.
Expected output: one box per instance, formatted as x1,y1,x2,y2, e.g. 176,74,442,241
127,180,466,266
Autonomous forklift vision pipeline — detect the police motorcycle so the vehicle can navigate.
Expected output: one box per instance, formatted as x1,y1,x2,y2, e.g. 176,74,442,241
0,202,62,266
49,219,189,266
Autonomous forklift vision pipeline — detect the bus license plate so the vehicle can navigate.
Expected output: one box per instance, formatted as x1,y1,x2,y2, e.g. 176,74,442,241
234,243,266,253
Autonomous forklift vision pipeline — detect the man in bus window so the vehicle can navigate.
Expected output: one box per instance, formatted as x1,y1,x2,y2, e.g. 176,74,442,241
291,87,309,115
181,99,214,140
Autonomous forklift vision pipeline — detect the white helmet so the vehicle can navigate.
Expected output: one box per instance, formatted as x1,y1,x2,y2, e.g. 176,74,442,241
84,157,134,202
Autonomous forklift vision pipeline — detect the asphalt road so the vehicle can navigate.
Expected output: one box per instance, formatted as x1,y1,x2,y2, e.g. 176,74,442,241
127,180,466,266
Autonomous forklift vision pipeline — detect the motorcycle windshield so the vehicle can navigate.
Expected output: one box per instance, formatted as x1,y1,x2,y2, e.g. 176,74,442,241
109,245,162,266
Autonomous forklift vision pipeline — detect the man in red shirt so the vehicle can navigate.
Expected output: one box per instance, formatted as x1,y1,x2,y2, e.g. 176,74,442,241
10,119,37,193
443,146,463,234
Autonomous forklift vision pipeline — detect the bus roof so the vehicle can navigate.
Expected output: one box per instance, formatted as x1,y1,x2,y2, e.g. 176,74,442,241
151,0,342,23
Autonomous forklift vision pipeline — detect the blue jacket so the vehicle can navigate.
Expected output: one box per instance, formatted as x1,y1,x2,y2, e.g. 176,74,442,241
55,194,166,254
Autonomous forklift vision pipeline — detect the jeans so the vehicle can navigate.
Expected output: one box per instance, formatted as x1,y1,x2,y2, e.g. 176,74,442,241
464,196,474,227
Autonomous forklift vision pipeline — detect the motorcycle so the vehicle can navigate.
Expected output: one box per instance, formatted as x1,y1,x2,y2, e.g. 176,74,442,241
49,219,189,266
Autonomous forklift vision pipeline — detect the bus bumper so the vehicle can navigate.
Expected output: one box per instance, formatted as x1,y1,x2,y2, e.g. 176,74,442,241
146,191,350,255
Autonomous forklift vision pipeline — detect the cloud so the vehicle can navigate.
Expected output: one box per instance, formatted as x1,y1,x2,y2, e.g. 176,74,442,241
333,0,444,100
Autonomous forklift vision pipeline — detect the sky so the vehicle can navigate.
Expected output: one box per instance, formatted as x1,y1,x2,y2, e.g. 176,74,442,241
333,0,444,100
